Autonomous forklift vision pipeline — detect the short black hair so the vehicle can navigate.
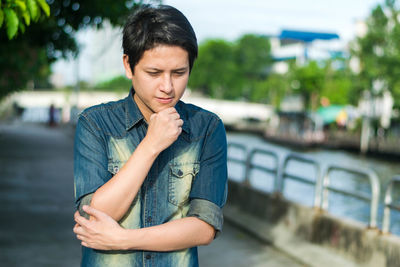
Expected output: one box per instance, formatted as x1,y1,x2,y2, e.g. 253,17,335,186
122,5,198,73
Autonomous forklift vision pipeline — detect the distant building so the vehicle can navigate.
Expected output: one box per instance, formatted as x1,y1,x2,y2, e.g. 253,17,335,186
270,29,343,73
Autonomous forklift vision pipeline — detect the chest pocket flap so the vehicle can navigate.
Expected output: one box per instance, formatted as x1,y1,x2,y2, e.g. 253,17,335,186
168,162,200,206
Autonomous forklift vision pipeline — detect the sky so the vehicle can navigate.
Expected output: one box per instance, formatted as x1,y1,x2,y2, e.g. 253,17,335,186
52,0,384,86
164,0,382,43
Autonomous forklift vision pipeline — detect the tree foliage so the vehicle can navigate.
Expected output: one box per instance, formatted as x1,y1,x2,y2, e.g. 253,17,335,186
288,59,355,110
93,75,131,92
289,61,325,110
321,60,354,106
189,34,272,100
0,0,50,39
235,34,272,80
189,39,238,98
250,73,290,109
0,0,160,100
351,0,400,107
188,33,356,110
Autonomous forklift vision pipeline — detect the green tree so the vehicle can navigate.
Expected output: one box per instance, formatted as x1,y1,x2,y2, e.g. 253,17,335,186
233,34,272,100
251,73,290,108
189,39,239,99
189,34,273,100
289,60,325,110
351,0,400,107
234,35,271,77
287,59,356,110
94,75,131,92
321,60,354,105
1,0,50,39
0,0,160,100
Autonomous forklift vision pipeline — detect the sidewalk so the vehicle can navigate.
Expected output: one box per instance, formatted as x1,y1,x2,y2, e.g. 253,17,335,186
0,122,303,267
0,123,80,267
198,223,304,267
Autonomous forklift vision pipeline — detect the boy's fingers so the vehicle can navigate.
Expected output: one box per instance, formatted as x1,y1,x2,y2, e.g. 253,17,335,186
150,113,157,121
74,210,90,227
160,107,176,114
177,119,183,127
83,205,108,220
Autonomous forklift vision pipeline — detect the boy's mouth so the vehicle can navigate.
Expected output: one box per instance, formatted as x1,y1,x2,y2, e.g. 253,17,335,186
156,97,173,104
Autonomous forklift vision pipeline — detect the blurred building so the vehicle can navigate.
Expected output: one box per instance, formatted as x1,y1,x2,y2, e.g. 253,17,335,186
270,29,343,74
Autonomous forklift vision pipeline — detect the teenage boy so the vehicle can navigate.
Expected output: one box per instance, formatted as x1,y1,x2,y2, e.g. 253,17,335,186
73,5,227,267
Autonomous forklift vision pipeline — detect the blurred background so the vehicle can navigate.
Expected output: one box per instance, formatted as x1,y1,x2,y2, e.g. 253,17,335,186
1,0,400,266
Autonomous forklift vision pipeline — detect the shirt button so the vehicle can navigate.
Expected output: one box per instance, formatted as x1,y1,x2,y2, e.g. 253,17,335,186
177,170,183,176
146,216,152,223
146,254,151,260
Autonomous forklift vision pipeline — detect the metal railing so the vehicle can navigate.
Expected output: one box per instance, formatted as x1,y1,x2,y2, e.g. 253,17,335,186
278,153,322,207
245,148,279,189
383,176,400,233
321,165,380,228
227,143,247,182
227,141,386,230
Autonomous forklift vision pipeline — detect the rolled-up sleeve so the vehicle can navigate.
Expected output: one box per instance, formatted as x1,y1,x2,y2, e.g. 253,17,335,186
187,118,228,237
187,198,224,235
74,114,111,209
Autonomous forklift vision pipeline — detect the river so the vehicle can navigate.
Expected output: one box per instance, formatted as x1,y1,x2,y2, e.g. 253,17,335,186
227,132,400,235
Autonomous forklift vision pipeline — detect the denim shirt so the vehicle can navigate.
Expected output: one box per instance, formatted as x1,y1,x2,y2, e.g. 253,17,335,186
73,89,228,267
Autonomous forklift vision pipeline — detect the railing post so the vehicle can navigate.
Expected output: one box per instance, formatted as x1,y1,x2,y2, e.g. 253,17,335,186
278,153,321,207
243,150,252,186
321,165,380,228
227,142,248,183
368,170,380,228
276,158,286,193
383,181,394,233
321,169,330,210
313,164,322,208
383,176,400,233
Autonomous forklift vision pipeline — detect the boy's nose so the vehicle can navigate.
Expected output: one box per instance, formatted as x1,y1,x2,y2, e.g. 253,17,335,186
160,74,173,93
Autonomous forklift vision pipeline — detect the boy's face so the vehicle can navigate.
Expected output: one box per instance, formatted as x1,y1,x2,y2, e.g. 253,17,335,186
123,45,189,122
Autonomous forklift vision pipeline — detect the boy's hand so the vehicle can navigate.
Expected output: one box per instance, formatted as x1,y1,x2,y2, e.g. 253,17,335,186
73,205,126,250
144,107,183,154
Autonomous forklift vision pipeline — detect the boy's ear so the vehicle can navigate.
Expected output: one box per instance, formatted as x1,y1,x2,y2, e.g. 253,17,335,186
123,54,133,79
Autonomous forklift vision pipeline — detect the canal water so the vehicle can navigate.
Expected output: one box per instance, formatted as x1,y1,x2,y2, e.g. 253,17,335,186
227,132,400,235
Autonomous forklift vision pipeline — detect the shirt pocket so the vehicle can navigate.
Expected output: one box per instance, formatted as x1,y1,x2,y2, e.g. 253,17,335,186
168,162,200,206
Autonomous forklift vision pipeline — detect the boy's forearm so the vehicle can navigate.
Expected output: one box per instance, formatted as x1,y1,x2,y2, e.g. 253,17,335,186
90,137,159,221
120,217,215,251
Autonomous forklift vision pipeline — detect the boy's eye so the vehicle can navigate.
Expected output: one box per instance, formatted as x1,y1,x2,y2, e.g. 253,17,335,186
174,71,187,76
147,72,160,76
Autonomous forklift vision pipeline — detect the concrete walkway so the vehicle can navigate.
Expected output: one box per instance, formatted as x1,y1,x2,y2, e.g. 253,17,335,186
0,122,303,267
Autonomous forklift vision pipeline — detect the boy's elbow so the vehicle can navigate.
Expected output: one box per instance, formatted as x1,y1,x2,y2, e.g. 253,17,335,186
199,224,216,246
202,232,215,246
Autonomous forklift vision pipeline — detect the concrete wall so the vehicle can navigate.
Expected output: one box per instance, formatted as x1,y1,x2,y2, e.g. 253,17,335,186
225,180,400,267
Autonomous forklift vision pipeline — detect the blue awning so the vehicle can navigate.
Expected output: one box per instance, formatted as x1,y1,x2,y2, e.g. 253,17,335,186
279,30,339,43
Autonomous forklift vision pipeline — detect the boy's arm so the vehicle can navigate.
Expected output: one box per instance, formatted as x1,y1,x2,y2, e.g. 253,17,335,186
74,205,215,251
88,107,183,221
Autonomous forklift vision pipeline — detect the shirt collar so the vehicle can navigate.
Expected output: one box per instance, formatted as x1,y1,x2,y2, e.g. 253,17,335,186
125,87,144,131
124,87,190,135
175,100,190,135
